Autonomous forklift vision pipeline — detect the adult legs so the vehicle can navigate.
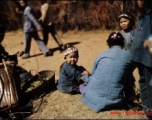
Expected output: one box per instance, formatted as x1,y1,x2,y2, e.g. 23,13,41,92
137,63,152,118
32,31,50,54
42,26,49,45
49,24,63,46
23,32,32,56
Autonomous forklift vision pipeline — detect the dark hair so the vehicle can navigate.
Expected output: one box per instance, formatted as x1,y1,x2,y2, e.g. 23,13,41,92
19,0,28,3
136,0,152,12
118,12,135,29
144,0,152,10
0,24,5,31
106,32,125,47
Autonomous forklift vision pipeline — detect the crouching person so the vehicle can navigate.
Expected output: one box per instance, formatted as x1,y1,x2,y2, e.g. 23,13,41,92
79,32,134,112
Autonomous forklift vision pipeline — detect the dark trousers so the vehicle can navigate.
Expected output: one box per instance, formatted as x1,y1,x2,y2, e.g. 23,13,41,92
124,62,136,99
24,31,49,54
42,24,63,46
137,63,152,117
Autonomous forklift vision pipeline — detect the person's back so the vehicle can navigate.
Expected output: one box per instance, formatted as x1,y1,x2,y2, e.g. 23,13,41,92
41,3,53,26
79,32,133,112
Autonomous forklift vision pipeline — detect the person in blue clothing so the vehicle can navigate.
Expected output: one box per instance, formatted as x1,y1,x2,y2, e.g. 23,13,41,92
119,12,135,51
130,0,152,119
78,32,134,112
118,12,136,103
19,0,52,59
57,44,89,94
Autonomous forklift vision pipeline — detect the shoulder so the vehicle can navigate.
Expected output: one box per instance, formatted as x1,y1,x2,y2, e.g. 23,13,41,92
61,62,71,71
42,3,49,8
25,6,32,12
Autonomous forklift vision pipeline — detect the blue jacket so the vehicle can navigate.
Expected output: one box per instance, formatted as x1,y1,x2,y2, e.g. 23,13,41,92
130,11,152,67
80,46,133,112
57,62,83,93
23,6,41,32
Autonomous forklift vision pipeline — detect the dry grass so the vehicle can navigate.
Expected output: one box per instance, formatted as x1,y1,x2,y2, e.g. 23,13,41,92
0,0,138,31
2,30,148,119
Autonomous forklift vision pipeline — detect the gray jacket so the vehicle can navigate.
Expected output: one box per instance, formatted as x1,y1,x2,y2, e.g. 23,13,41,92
23,6,41,32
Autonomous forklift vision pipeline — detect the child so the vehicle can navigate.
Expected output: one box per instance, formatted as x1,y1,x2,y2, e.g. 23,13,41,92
78,32,134,112
119,12,136,103
57,44,89,94
130,0,152,118
119,12,135,51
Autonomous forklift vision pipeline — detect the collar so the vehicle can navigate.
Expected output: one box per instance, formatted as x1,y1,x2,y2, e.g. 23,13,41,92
111,45,122,49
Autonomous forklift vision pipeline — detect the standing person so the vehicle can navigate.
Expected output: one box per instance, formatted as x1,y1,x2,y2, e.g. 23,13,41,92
118,12,136,103
130,0,152,118
78,32,134,112
38,0,65,52
57,44,89,94
19,0,52,59
119,12,135,51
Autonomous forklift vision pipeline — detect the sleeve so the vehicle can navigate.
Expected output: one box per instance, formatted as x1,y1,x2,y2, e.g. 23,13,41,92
25,7,41,29
41,3,49,22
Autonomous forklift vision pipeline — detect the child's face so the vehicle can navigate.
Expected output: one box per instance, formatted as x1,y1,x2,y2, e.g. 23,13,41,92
65,52,79,66
119,18,131,30
0,31,5,43
137,0,144,9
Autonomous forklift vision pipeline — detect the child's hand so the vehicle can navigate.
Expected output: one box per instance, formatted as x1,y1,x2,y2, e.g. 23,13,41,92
144,39,152,54
81,70,89,76
5,61,16,67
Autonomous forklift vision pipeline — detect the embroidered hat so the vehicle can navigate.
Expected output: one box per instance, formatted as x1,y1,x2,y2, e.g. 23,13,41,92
64,44,78,56
118,12,132,20
106,31,124,46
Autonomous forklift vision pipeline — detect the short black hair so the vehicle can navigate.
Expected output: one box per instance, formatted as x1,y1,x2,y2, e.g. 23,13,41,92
106,32,125,47
0,24,5,31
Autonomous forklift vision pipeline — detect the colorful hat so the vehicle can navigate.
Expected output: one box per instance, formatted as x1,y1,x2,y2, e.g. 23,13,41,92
64,45,78,56
118,12,132,20
106,31,124,46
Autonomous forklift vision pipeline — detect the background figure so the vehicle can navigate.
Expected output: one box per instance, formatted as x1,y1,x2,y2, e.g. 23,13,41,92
19,0,52,59
57,44,89,94
78,32,134,112
130,0,152,119
119,12,135,51
39,0,65,52
118,12,136,103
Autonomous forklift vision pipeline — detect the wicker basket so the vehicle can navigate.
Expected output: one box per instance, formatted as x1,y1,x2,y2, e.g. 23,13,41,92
22,70,55,99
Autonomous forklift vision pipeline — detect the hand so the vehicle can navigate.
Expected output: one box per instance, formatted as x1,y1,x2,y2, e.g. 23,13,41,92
144,39,152,54
5,61,16,67
37,27,43,31
16,51,24,57
38,17,42,22
81,70,89,76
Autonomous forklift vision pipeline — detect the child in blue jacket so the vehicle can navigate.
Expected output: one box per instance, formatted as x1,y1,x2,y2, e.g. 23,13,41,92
57,45,89,94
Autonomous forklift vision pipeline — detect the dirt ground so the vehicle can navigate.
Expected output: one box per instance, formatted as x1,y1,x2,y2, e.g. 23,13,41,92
3,30,148,119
